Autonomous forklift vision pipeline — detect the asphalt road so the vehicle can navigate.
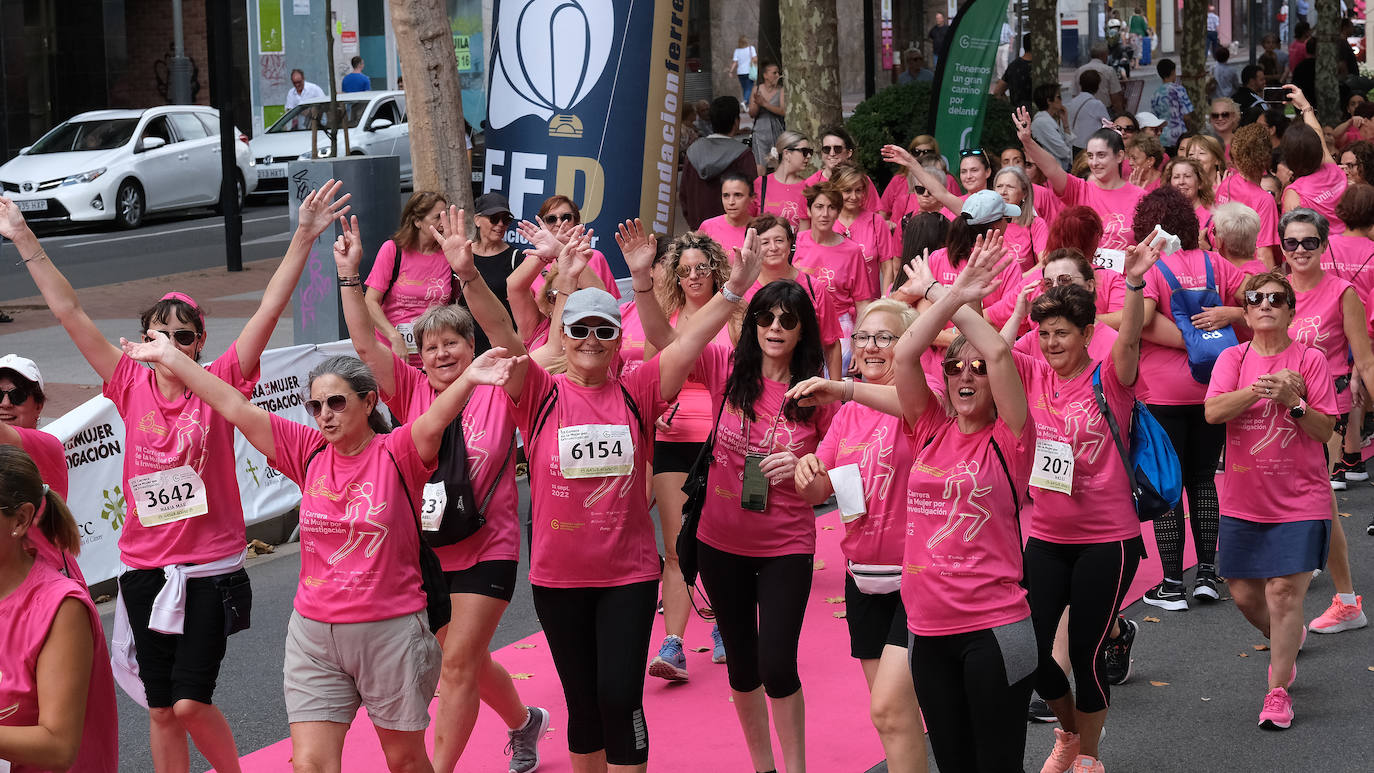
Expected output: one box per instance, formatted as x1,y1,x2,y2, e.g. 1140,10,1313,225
99,475,1374,773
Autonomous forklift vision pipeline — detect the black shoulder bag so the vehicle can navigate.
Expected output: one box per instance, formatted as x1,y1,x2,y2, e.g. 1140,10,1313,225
676,398,729,589
422,413,518,547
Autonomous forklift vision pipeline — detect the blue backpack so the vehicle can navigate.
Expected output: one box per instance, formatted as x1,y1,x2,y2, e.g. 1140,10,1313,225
1155,253,1238,383
1092,366,1183,521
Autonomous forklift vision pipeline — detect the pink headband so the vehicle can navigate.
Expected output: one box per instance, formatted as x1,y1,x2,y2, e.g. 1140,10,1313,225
160,292,204,323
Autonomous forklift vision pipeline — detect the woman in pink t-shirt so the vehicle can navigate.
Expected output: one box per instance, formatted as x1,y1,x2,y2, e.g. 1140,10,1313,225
339,210,548,773
757,129,814,230
1163,157,1215,246
1003,248,1121,365
1211,203,1273,275
4,182,350,771
1217,123,1282,268
748,214,844,376
698,172,754,255
792,299,927,771
1126,133,1165,191
1280,87,1348,233
1204,271,1340,730
793,183,877,363
805,124,882,212
0,447,118,773
364,191,454,366
994,165,1049,271
832,163,900,290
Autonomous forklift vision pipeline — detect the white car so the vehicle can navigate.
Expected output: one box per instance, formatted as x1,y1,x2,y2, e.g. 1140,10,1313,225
249,90,410,194
0,106,258,229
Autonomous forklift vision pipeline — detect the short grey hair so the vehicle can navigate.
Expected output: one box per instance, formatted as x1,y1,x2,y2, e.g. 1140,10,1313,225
1211,202,1260,259
1278,207,1330,244
412,303,476,351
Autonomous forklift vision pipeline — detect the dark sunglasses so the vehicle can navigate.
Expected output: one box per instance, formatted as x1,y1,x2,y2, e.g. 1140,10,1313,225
0,387,33,406
564,324,620,341
484,213,513,225
913,184,929,195
1281,236,1322,252
304,392,367,417
145,329,199,346
754,310,799,330
786,146,814,158
959,148,986,157
1115,124,1139,134
941,358,989,377
821,144,847,155
675,262,716,278
1244,290,1292,307
542,213,575,226
1210,112,1234,120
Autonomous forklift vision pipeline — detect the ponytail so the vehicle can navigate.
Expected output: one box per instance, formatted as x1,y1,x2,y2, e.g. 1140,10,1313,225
38,488,81,556
0,446,79,555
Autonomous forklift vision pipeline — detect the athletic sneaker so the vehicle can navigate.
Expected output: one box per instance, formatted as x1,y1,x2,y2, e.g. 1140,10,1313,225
1258,687,1294,730
710,624,727,664
1267,662,1297,689
1343,458,1369,481
1070,755,1106,773
1330,467,1348,491
1142,581,1188,611
1028,693,1059,723
1309,595,1369,633
1103,616,1138,685
506,705,550,773
1039,728,1080,773
648,635,689,681
1193,574,1220,602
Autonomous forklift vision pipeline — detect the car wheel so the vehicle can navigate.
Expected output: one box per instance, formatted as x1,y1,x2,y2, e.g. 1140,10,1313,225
216,173,246,214
115,181,144,229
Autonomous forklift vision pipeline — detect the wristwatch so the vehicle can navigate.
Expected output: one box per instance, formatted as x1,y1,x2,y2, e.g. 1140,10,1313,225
1289,399,1307,420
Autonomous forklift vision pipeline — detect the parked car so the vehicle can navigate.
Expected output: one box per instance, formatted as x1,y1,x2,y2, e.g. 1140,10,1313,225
0,106,257,229
249,90,410,194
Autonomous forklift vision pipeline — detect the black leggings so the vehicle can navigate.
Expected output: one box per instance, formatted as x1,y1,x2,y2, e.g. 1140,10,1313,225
697,542,812,698
909,622,1037,773
531,581,657,764
1148,403,1223,580
1025,537,1143,713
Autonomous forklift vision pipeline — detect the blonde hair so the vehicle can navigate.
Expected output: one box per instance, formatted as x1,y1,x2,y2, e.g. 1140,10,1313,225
857,298,917,334
1211,202,1260,259
1163,156,1216,207
658,232,732,315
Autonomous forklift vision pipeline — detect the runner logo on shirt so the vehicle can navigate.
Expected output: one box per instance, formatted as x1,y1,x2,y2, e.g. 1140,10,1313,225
1101,212,1129,249
928,460,994,549
1061,400,1109,464
173,409,210,473
1291,315,1329,355
840,426,896,500
1249,399,1299,456
136,410,168,436
329,481,390,564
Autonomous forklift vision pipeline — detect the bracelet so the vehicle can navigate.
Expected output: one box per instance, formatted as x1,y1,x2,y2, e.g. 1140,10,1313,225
18,249,48,266
1125,278,1146,291
633,285,654,294
924,279,940,298
337,275,362,287
841,379,855,403
721,285,744,304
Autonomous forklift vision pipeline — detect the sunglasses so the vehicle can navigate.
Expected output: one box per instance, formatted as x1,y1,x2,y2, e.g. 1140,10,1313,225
484,213,512,226
959,148,986,157
1115,125,1139,134
821,144,847,155
754,310,799,330
0,387,33,406
1244,290,1292,307
304,392,367,417
564,324,621,341
1210,112,1234,120
941,358,989,377
1281,236,1323,252
851,332,897,349
675,262,716,278
1042,274,1084,289
542,213,575,226
913,184,929,195
145,329,199,346
786,146,814,158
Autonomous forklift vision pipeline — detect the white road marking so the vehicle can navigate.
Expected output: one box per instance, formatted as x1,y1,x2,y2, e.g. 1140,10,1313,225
61,214,288,248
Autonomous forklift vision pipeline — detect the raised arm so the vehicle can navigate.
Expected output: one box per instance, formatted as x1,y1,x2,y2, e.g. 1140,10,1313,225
1287,85,1332,163
1014,106,1068,194
237,180,351,371
530,229,594,370
887,255,947,425
335,215,398,396
1112,228,1163,386
657,228,764,402
615,219,674,353
411,348,524,463
1,198,121,382
506,253,552,340
882,144,963,213
999,279,1039,346
787,376,902,418
120,332,274,456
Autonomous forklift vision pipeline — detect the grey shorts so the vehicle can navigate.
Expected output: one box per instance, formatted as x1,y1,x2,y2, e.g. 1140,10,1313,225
283,610,441,731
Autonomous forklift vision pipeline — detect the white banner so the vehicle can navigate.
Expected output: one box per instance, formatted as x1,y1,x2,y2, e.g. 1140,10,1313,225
42,340,381,585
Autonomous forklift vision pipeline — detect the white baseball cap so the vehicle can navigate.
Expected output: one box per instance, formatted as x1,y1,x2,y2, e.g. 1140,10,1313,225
1135,111,1167,129
0,354,44,391
562,288,623,329
961,189,1021,226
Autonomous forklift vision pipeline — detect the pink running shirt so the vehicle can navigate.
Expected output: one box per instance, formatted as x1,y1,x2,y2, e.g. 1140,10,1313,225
1215,174,1280,250
757,174,809,228
835,211,898,290
1033,183,1062,227
1322,232,1374,303
1139,249,1246,404
529,249,622,300
659,308,733,444
1056,176,1147,251
793,230,876,319
814,402,912,566
365,240,456,362
699,215,749,255
1290,273,1357,412
1003,218,1049,271
1287,163,1348,234
805,169,882,212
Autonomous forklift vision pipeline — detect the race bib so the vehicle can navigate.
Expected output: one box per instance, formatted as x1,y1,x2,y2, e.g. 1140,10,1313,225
1030,439,1075,495
558,424,634,478
420,482,447,531
128,465,209,527
1094,248,1126,274
396,322,419,355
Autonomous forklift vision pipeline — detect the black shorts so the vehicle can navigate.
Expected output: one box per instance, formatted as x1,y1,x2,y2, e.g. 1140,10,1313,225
843,572,908,660
653,440,703,475
444,559,519,602
119,567,238,707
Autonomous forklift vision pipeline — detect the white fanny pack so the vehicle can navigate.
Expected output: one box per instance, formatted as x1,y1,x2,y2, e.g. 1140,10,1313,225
848,561,902,595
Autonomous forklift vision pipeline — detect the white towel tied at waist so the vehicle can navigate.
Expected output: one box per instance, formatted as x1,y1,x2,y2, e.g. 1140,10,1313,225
111,547,248,707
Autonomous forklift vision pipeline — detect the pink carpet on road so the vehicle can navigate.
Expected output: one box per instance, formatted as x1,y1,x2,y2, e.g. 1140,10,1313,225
230,512,1186,772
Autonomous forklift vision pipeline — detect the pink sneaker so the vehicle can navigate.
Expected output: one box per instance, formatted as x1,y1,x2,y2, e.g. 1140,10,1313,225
1267,662,1297,689
1258,687,1293,730
1070,755,1106,773
1040,728,1081,773
1309,595,1368,633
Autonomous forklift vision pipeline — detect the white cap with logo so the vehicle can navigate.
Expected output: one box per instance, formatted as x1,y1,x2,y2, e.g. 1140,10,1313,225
0,354,44,391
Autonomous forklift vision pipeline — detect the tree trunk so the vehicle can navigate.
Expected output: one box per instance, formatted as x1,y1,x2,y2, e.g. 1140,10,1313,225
780,0,842,142
1028,0,1058,90
388,0,474,218
1180,0,1208,132
1314,0,1341,126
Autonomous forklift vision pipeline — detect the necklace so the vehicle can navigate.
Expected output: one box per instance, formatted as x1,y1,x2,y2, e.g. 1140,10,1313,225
1054,359,1091,398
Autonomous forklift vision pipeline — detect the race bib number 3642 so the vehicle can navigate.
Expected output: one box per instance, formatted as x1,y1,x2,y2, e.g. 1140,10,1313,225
128,465,210,527
558,424,634,478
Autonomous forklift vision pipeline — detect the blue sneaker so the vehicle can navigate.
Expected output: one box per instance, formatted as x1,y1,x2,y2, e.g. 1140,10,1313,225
648,635,689,681
711,624,727,664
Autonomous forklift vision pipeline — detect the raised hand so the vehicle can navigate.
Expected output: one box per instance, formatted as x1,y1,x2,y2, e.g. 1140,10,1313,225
881,144,918,169
614,218,658,277
297,179,352,240
896,249,938,300
949,230,1014,305
555,226,593,286
725,227,764,295
1012,106,1034,145
119,330,178,364
784,376,847,407
332,215,363,275
462,347,527,387
1013,278,1040,318
0,196,32,241
516,218,567,262
432,206,477,279
1123,226,1163,284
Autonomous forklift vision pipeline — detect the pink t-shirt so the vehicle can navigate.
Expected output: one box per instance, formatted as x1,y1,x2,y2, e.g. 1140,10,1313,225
616,300,650,378
269,417,434,623
1207,341,1338,523
103,345,258,569
1290,273,1357,412
1215,174,1280,250
659,309,733,444
1003,218,1049,271
835,211,898,290
757,174,809,228
13,427,83,586
745,273,843,345
364,240,455,356
699,215,749,255
0,560,118,773
1056,176,1147,251
1139,249,1246,404
695,344,838,557
1033,183,1062,227
805,169,882,212
530,249,622,300
512,359,667,587
383,354,521,572
901,406,1032,636
926,247,1027,327
1322,232,1374,303
1094,268,1128,313
814,402,912,566
881,175,912,219
793,230,876,319
1288,163,1348,234
1017,353,1141,543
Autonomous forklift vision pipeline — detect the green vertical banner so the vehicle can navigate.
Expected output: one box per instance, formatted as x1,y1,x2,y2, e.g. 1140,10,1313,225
930,0,1009,172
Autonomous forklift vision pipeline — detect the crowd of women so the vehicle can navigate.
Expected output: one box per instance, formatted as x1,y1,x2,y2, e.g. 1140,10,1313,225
0,80,1370,773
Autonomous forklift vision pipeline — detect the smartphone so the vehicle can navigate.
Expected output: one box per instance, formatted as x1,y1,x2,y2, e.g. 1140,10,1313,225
741,452,770,512
1263,86,1287,105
